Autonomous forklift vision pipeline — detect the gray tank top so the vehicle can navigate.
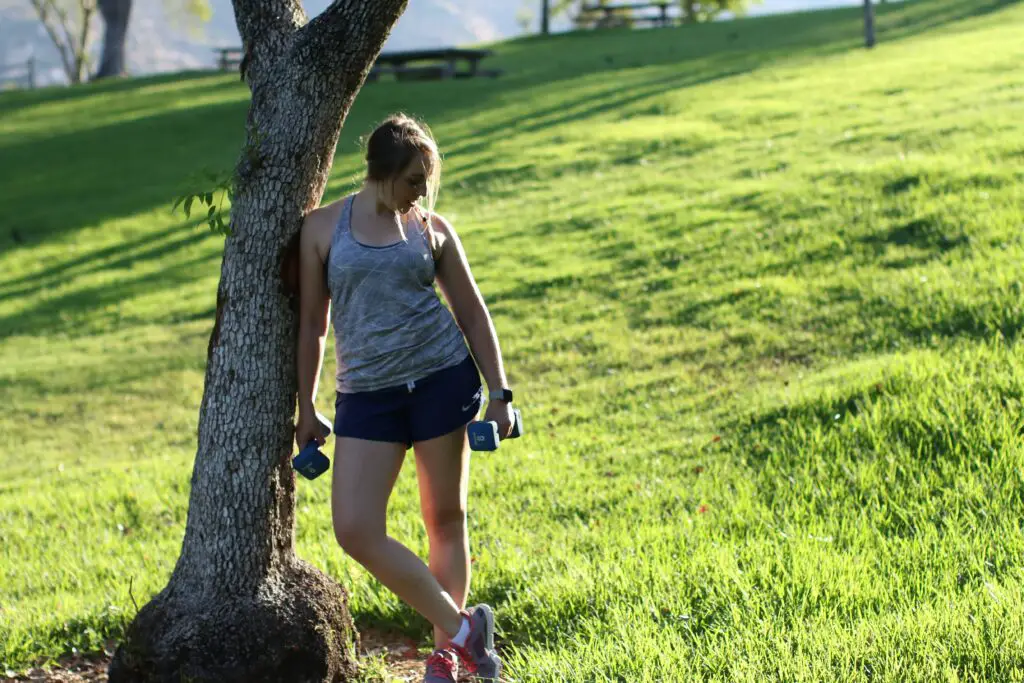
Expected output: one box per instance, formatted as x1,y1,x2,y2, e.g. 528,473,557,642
327,195,469,393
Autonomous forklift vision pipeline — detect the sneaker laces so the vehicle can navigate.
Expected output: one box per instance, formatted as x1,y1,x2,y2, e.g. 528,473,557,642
426,650,457,677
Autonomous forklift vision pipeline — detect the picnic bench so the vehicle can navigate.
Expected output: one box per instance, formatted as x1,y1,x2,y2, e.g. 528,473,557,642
213,46,501,83
214,47,243,73
576,2,678,29
367,48,501,83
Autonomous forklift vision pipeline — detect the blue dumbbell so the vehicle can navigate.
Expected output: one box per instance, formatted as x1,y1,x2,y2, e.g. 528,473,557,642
293,413,332,480
468,409,523,451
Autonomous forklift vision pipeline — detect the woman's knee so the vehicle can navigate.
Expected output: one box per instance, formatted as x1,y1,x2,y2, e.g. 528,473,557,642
333,516,384,560
424,507,467,542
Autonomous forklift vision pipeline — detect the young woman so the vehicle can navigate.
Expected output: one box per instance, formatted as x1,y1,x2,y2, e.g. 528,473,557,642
295,113,513,682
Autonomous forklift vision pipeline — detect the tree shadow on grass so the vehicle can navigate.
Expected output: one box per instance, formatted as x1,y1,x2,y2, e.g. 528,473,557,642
0,70,233,120
860,217,970,254
0,0,1018,339
487,0,1018,93
444,60,759,183
2,0,1014,250
0,96,246,255
873,0,1020,41
0,246,221,340
0,218,217,303
431,0,1023,207
858,295,1024,349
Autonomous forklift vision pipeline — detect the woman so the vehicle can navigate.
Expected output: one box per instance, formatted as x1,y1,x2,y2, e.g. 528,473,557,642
295,113,513,682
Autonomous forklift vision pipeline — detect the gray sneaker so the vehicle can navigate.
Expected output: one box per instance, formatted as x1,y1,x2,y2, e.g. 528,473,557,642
423,648,458,683
451,604,502,681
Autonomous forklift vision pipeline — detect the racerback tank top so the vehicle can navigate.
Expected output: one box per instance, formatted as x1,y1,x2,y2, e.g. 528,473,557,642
326,195,469,393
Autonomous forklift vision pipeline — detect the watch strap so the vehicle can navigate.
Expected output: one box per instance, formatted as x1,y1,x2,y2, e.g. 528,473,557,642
488,388,513,402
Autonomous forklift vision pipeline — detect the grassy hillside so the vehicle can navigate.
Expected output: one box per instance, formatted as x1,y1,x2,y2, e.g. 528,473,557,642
2,0,1024,679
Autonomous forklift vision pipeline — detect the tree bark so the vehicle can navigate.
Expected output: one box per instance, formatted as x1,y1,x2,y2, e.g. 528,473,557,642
107,1,408,681
95,0,131,79
863,0,876,48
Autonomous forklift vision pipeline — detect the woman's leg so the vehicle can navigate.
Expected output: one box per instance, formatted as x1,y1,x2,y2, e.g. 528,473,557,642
412,426,472,649
331,436,464,639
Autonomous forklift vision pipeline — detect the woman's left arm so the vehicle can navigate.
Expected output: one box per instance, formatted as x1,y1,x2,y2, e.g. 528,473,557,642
430,214,514,435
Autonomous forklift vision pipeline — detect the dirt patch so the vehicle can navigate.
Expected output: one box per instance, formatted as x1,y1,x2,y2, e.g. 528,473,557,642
351,629,476,682
2,633,477,682
2,649,110,682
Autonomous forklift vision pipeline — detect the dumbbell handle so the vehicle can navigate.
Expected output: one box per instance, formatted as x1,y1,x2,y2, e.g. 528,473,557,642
469,409,523,451
293,412,333,480
506,409,523,439
490,409,523,438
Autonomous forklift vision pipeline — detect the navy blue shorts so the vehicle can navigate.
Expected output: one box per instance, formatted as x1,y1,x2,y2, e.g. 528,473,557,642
333,354,484,448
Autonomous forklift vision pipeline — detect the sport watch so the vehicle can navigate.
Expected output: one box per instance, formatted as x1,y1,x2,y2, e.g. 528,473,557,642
488,388,513,403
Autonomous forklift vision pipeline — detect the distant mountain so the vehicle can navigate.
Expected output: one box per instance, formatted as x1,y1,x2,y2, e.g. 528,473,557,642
200,0,525,52
0,0,525,86
0,0,868,87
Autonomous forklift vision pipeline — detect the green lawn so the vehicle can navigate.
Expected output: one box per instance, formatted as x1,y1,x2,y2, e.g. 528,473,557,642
3,0,1024,679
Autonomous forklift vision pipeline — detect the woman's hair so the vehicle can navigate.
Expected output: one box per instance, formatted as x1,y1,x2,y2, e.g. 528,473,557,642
364,114,443,256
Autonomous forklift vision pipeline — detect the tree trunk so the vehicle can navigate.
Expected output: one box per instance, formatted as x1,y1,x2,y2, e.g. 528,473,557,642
541,0,550,34
107,2,409,681
95,0,132,79
682,0,697,24
863,0,876,48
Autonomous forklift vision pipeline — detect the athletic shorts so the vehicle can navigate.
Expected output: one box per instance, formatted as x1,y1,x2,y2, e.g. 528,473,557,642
333,353,484,449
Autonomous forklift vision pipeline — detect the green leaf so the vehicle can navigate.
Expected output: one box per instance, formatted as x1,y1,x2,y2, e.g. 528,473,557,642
184,196,194,218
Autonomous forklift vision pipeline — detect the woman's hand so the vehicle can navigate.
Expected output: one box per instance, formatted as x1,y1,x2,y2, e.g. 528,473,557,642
483,400,514,439
296,410,332,450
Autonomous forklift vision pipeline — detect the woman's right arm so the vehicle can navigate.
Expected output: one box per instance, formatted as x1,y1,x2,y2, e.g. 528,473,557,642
296,213,331,445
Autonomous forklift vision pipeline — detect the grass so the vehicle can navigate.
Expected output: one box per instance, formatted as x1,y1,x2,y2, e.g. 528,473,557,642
2,0,1024,679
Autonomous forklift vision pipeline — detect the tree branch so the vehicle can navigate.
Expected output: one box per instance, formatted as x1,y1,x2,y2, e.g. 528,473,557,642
29,0,76,82
46,0,78,60
230,0,305,51
75,0,97,83
229,0,306,82
292,0,408,78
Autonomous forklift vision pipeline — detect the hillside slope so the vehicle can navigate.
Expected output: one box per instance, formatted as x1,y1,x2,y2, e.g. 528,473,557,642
2,0,1023,678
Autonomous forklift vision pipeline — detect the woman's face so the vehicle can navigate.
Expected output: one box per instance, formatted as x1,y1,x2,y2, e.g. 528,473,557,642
389,150,430,214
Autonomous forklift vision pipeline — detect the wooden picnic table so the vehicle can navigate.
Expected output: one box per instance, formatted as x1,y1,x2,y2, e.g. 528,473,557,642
577,2,677,29
213,46,501,82
367,47,501,82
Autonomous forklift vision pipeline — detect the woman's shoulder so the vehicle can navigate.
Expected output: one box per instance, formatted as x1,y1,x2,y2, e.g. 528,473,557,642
303,195,350,248
305,195,349,231
299,196,352,266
